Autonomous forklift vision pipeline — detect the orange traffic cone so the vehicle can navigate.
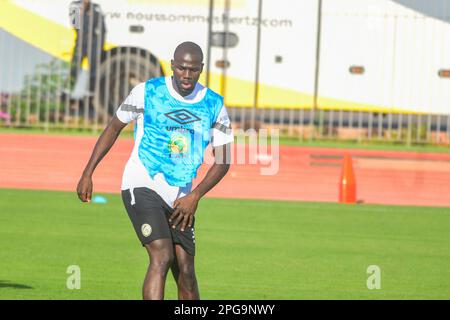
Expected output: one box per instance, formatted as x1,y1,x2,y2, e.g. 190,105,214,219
339,154,357,204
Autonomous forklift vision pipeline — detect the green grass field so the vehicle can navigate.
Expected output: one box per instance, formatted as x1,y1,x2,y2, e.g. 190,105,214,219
1,188,450,300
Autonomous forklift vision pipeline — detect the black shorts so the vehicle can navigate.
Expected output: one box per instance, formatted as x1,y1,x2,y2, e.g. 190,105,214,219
121,187,195,256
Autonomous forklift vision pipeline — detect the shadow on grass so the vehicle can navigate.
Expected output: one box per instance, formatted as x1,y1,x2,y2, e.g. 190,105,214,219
0,280,33,289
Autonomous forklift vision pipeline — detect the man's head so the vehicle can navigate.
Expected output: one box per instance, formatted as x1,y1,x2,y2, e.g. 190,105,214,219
171,42,204,97
82,0,91,10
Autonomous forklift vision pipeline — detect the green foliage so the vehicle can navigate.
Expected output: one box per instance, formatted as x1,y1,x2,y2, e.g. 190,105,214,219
8,59,69,124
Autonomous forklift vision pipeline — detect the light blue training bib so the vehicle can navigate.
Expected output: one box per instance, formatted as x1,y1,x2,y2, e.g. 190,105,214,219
138,77,223,187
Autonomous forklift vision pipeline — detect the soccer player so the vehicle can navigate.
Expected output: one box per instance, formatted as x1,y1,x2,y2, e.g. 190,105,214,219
76,42,233,300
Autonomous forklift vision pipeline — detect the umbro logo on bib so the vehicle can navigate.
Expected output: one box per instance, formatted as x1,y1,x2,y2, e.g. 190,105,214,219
165,109,201,125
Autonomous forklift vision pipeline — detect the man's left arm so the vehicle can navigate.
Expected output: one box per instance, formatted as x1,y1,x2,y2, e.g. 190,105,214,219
169,143,231,232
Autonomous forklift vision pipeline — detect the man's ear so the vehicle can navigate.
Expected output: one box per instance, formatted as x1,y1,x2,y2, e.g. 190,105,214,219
170,59,174,71
200,63,204,73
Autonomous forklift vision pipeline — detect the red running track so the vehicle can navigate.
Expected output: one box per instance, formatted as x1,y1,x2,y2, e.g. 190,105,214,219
1,134,450,207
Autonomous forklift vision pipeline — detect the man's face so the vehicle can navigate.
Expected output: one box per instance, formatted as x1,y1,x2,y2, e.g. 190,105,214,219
171,53,203,97
82,0,90,10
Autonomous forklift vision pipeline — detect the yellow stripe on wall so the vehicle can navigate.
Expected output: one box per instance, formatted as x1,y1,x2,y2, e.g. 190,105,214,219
0,0,115,64
0,1,75,61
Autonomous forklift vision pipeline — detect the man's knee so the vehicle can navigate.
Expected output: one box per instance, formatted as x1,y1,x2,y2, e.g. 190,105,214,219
178,264,197,290
147,240,175,273
151,252,174,272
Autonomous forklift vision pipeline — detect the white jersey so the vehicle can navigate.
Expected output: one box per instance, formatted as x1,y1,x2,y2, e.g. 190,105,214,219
116,77,234,208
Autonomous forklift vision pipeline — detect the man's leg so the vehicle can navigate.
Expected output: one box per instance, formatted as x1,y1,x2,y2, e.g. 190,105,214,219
70,37,88,89
87,45,100,94
171,244,199,300
143,238,174,300
70,47,81,90
122,188,176,300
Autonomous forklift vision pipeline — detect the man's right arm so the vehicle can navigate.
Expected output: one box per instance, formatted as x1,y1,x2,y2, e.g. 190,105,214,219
76,115,128,202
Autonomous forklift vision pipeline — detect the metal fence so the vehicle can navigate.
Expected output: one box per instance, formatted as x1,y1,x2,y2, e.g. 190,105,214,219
0,0,449,146
228,107,450,145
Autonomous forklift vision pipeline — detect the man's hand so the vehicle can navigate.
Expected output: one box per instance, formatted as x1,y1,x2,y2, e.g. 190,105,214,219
75,115,127,203
77,174,93,202
169,192,200,232
168,143,232,231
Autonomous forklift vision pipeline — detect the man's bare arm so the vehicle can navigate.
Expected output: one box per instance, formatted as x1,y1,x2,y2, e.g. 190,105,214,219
76,115,128,202
170,143,232,231
191,143,231,199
